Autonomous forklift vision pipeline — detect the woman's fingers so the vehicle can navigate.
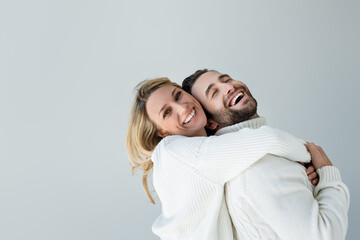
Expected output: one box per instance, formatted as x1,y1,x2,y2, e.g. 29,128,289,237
306,165,315,175
308,172,317,181
311,178,319,186
305,142,332,186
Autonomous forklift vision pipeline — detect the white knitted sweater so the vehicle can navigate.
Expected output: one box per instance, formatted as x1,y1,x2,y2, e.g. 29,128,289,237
218,118,350,240
151,120,311,240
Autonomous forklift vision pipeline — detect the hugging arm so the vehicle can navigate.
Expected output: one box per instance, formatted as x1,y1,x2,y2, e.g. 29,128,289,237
197,126,311,184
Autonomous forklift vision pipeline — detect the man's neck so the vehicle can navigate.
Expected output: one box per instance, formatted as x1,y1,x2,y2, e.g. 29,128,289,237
216,113,260,132
215,115,266,136
249,113,260,120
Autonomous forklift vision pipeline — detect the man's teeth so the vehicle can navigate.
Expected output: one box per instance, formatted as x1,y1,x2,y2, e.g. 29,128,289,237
184,109,195,124
230,92,244,107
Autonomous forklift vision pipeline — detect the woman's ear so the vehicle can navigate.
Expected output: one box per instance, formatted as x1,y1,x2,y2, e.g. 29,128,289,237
206,119,219,130
157,131,170,138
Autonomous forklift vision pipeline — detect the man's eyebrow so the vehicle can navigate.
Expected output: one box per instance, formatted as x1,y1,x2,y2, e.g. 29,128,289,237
205,83,215,98
219,74,230,80
159,87,177,116
204,74,230,98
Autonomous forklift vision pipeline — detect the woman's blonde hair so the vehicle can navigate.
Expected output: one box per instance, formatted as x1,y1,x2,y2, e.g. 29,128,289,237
126,77,181,204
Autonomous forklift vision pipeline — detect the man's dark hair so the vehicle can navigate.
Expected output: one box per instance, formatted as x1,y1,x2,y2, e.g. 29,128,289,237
182,69,218,136
182,69,210,94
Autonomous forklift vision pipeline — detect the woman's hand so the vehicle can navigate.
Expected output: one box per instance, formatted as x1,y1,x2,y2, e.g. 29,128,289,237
306,164,319,186
297,162,319,186
305,142,333,170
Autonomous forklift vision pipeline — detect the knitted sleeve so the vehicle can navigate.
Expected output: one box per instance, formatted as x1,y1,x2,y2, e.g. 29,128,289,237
311,166,350,239
165,126,310,184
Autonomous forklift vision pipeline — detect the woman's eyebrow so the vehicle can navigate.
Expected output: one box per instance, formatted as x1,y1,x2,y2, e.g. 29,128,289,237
171,87,177,97
159,104,167,116
158,88,177,116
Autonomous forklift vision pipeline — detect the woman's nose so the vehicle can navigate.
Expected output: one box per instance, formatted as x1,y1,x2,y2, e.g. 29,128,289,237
174,102,188,115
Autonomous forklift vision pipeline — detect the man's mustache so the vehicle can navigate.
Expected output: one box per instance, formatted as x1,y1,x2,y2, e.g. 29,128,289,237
226,86,248,103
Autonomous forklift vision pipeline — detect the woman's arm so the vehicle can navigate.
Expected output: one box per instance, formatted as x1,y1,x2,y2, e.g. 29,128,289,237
164,126,311,184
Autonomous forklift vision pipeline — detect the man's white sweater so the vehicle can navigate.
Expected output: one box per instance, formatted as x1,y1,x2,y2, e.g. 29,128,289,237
217,117,350,240
151,123,311,239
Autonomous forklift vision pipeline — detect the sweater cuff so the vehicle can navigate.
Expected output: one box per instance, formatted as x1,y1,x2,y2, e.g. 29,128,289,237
316,166,341,182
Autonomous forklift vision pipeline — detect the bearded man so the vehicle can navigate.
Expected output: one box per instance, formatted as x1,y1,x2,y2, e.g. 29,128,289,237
182,69,350,240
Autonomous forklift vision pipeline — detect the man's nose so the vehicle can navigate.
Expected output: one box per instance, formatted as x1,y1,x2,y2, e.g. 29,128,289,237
223,82,235,95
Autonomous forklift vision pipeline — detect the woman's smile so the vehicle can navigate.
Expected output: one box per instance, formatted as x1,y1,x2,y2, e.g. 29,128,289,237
146,85,207,137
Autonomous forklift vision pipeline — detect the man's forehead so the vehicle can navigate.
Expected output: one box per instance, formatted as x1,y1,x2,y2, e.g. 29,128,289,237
191,73,213,96
198,71,229,83
195,72,229,92
199,71,221,81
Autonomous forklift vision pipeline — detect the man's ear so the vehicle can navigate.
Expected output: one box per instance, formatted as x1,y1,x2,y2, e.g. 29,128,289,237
206,119,219,130
157,131,170,138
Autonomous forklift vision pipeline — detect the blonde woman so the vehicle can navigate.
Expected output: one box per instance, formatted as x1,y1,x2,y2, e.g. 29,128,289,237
127,78,312,239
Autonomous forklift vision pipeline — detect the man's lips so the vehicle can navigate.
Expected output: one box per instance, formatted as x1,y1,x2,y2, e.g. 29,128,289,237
228,90,245,107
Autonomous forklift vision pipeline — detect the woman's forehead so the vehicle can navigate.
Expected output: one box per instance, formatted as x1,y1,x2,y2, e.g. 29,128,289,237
146,85,177,115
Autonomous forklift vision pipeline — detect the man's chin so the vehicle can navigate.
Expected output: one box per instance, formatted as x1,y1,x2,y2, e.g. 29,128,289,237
212,111,256,128
212,103,258,127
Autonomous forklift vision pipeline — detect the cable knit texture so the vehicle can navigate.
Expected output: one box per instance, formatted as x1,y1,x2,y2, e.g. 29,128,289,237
222,118,350,240
151,119,311,240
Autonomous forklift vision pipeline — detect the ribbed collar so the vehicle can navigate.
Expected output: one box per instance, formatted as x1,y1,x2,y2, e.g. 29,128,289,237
215,117,267,136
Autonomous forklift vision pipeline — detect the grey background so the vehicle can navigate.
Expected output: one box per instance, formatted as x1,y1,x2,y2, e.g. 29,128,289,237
1,0,359,239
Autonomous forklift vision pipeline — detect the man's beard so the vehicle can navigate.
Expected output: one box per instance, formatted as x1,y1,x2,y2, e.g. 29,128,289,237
209,96,258,128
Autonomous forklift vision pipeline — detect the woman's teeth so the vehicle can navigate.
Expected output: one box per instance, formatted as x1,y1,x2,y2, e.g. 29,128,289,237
230,92,244,107
184,109,195,124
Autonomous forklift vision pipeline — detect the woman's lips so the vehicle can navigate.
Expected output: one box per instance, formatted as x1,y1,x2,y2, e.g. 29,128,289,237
183,108,196,124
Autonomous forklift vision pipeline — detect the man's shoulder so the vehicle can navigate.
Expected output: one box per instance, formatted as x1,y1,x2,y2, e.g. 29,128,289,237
228,155,311,192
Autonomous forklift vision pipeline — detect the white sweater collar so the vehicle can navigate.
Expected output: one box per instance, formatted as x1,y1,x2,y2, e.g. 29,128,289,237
215,117,267,136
